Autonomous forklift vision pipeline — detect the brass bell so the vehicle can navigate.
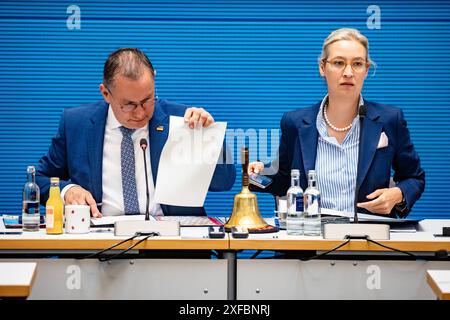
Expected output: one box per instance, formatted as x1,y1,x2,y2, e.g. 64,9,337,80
224,147,275,233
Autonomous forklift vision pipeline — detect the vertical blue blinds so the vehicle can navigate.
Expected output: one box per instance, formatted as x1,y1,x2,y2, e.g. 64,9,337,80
0,0,449,219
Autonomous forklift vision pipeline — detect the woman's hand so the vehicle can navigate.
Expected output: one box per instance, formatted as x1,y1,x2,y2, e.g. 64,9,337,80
357,187,404,215
248,161,264,174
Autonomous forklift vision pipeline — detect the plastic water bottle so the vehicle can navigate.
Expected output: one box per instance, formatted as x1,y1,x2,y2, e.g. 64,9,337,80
22,166,40,232
303,170,321,236
286,169,304,235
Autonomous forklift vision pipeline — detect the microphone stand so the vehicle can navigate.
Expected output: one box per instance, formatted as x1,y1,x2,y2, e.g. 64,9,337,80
323,104,390,240
140,139,150,221
353,104,366,223
114,138,179,237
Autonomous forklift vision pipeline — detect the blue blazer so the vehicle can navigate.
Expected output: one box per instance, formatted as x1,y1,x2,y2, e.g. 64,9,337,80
253,100,425,218
36,99,236,216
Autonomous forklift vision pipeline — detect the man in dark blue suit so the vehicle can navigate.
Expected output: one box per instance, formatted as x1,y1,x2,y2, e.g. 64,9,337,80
36,48,235,217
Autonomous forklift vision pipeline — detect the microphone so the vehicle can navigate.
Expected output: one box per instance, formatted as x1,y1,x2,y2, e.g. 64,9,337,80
324,104,390,240
354,104,367,223
140,138,150,221
114,137,179,237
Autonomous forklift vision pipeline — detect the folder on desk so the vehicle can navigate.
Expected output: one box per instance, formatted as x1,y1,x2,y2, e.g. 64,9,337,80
0,217,23,234
320,208,420,233
357,218,419,233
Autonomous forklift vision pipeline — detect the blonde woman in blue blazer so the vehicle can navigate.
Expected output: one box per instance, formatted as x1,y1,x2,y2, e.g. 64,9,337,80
250,28,424,218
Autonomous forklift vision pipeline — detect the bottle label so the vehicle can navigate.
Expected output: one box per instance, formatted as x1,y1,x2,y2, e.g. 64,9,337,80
295,195,304,212
46,206,54,229
23,201,40,215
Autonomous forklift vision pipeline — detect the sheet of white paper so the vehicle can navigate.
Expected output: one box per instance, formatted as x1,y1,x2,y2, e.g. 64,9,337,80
153,116,227,207
91,214,155,226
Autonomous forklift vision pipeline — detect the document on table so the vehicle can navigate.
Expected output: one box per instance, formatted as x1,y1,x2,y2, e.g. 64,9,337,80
91,214,156,227
153,116,227,207
321,208,396,221
321,208,418,232
156,216,223,227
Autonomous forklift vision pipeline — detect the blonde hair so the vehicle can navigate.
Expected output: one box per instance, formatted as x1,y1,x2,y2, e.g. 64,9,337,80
319,28,375,67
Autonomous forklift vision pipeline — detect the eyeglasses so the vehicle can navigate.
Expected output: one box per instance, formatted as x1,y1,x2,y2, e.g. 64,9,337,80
324,58,369,73
118,97,155,113
106,86,156,113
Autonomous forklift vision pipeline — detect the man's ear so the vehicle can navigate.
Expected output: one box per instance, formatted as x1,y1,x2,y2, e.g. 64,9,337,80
99,83,111,104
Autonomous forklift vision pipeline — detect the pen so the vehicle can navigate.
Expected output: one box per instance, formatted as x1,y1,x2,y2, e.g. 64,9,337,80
90,228,112,233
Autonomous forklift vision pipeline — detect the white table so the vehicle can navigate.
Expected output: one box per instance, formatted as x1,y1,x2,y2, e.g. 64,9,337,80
0,262,37,298
231,219,450,300
426,270,450,300
0,227,230,300
1,219,450,300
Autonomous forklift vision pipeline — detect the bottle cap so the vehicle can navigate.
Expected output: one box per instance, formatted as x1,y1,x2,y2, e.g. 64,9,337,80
291,169,300,177
26,166,35,173
50,177,60,183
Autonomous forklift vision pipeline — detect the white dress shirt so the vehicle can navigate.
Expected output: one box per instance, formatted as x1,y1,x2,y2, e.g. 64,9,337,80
315,95,364,212
62,105,162,216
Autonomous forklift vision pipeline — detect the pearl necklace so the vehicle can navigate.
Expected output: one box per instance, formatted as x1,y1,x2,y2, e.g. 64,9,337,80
323,102,353,132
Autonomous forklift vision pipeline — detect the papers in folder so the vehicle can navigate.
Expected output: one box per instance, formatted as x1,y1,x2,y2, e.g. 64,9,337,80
321,208,419,233
321,208,396,221
153,116,227,207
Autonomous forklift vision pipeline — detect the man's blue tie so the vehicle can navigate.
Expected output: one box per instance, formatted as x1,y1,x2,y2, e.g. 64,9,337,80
120,126,140,215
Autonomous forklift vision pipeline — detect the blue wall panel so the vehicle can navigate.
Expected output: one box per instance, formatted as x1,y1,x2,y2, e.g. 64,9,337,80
0,0,449,219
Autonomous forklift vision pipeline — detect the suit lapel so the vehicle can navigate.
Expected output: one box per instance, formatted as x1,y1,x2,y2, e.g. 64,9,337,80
149,101,169,185
87,101,108,202
357,103,382,187
298,103,320,174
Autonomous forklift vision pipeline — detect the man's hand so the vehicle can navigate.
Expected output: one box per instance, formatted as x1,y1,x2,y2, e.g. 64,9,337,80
184,107,214,128
248,161,265,174
65,186,102,218
357,187,404,215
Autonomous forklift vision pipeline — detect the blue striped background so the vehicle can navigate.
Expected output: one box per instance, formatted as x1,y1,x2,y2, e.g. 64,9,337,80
0,0,449,219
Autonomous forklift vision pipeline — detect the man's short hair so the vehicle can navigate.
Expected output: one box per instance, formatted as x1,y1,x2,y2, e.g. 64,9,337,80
103,48,155,89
